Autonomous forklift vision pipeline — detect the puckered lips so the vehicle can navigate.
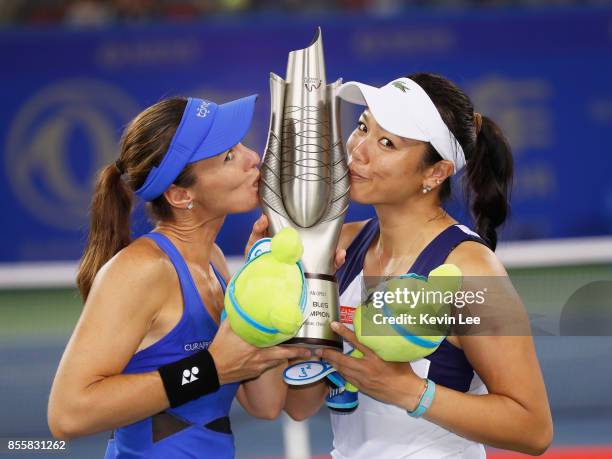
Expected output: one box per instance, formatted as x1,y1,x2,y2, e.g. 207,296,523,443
349,166,368,181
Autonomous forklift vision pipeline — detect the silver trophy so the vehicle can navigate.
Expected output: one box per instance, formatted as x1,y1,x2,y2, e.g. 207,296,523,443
260,28,349,350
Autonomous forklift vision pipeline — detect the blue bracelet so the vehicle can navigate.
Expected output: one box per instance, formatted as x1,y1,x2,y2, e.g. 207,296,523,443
408,379,436,418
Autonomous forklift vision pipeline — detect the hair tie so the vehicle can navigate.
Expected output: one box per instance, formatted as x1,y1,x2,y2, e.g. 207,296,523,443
474,112,483,135
115,159,125,174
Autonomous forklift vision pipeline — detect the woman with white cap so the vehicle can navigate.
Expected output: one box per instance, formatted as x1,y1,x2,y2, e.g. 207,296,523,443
48,95,310,458
279,73,553,457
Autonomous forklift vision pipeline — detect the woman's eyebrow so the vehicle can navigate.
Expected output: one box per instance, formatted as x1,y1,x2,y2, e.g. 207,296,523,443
400,137,423,147
384,130,410,145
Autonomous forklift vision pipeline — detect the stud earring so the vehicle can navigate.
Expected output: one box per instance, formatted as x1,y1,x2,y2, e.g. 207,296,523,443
187,201,194,210
422,185,432,194
436,179,441,184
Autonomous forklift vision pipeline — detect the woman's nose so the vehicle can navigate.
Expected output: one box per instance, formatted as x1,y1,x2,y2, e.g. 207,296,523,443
246,147,260,168
349,136,369,164
238,144,260,168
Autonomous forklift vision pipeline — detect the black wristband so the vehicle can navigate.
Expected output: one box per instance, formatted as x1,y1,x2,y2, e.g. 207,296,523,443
158,349,220,408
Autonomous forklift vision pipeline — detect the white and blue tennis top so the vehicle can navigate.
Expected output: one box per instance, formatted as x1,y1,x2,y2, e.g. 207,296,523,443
331,218,489,459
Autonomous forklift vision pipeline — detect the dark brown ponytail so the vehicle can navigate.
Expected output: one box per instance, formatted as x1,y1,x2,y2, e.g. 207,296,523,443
467,116,513,250
76,164,133,300
409,72,514,250
76,97,196,301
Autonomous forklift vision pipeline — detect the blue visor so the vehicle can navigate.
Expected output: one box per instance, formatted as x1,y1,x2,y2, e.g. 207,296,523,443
135,94,257,201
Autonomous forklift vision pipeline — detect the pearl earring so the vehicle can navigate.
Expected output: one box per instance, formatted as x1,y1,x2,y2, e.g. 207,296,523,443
187,202,194,210
422,185,432,194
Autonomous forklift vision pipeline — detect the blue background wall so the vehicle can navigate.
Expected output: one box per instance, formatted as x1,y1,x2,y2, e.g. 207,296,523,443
2,8,611,262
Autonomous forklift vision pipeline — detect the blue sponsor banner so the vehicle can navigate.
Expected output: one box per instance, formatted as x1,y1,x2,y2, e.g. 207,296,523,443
1,8,611,262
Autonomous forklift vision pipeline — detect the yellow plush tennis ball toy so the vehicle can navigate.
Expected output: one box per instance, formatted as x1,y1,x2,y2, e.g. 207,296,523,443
345,264,462,391
224,227,306,347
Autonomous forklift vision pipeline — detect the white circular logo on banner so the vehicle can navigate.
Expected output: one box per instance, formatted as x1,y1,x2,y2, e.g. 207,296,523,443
5,79,139,230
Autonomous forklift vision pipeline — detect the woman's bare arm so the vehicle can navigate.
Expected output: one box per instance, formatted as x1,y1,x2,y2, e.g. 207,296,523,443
235,363,289,420
211,243,307,420
49,242,309,439
317,242,553,455
48,243,175,439
283,364,328,421
424,243,553,454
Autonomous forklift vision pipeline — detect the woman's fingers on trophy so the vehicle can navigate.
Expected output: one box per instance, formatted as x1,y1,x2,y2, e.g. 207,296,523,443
329,321,376,358
260,345,310,362
315,327,372,371
244,214,269,257
339,368,362,389
334,248,346,270
317,348,364,375
254,214,269,234
315,348,347,371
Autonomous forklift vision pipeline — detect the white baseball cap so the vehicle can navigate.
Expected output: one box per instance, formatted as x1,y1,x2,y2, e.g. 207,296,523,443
338,77,466,174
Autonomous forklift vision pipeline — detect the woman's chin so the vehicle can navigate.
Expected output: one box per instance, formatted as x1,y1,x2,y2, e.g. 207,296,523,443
350,186,374,205
231,189,260,214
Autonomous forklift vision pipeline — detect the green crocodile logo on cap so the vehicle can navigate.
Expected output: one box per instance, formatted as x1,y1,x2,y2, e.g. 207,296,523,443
392,81,410,93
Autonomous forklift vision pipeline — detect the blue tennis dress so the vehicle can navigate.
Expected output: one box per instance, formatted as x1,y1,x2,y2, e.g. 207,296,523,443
331,219,490,459
104,232,239,459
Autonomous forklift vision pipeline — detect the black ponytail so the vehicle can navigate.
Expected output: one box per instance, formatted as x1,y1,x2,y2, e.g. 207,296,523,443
408,72,514,250
467,116,513,250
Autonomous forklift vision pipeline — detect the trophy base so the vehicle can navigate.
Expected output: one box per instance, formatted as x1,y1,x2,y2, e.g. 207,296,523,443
284,337,342,350
283,360,335,386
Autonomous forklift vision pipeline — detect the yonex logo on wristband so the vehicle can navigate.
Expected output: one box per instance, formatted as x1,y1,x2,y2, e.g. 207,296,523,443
159,348,220,407
181,366,199,385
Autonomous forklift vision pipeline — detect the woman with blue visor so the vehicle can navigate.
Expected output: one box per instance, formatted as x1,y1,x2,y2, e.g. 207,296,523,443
48,95,310,458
